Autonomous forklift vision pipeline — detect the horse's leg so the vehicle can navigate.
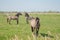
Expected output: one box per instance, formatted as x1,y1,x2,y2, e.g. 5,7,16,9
7,18,9,23
17,19,18,24
9,19,11,24
36,27,39,36
26,18,29,24
31,26,34,32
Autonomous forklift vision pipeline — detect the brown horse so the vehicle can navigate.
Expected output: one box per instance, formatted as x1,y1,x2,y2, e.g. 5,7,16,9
7,12,22,24
25,13,40,36
30,17,40,36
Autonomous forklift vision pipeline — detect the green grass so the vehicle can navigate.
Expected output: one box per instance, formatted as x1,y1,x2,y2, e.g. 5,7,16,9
0,13,60,40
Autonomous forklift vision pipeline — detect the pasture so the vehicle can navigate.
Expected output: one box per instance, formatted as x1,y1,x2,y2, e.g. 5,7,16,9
0,13,60,40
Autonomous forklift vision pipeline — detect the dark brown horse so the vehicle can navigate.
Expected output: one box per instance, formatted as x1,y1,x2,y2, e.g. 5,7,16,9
7,12,22,24
25,13,40,36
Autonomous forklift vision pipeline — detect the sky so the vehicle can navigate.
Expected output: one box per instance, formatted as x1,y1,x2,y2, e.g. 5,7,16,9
0,0,60,12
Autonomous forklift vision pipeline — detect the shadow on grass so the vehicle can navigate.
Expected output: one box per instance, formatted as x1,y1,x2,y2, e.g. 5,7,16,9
40,33,54,38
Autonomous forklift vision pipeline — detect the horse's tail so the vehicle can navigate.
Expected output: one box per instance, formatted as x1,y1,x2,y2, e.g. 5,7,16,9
26,17,29,24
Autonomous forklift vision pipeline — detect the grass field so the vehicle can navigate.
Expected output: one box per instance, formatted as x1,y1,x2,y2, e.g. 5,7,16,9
0,13,60,40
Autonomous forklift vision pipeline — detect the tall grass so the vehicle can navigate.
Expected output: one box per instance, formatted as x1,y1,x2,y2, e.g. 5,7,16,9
0,13,60,40
9,31,60,40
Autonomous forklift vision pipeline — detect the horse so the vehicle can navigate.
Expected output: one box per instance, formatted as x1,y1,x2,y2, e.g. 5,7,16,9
7,12,22,24
25,12,40,36
25,12,30,24
30,17,40,36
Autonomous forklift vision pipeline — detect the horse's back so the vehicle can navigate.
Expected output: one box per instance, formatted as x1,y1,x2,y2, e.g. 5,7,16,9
7,16,18,20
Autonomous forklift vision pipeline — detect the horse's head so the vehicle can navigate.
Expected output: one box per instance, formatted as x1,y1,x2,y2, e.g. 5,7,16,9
36,17,40,21
36,17,40,25
17,12,22,15
15,12,22,17
25,12,29,17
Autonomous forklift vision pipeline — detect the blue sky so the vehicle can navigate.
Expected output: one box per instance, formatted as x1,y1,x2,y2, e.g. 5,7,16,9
0,0,60,12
